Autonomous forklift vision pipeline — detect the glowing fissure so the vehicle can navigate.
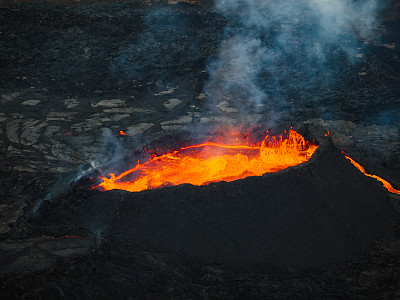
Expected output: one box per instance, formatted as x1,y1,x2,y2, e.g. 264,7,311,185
345,156,400,195
94,130,318,192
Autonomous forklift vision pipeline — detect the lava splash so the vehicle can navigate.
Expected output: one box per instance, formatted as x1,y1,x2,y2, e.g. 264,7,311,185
94,129,318,192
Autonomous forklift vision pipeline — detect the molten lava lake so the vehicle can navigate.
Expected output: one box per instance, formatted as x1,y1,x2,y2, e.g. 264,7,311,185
94,130,319,192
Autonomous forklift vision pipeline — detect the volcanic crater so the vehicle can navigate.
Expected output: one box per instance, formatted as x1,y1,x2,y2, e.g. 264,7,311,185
1,0,400,299
34,131,400,271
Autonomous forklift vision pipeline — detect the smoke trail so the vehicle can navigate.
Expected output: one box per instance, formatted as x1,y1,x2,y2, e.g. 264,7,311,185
32,129,128,215
204,0,387,124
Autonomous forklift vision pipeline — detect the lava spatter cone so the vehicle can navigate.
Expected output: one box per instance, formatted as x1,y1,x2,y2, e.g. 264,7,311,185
93,136,399,269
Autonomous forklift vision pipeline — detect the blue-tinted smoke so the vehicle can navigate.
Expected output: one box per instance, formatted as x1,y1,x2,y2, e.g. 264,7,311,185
205,0,387,124
109,8,195,81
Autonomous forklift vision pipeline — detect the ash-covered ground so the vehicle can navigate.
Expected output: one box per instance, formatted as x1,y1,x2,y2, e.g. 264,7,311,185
1,0,400,299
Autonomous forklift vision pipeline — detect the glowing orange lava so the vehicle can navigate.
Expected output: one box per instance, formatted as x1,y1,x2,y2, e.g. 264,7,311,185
345,156,400,195
94,130,318,192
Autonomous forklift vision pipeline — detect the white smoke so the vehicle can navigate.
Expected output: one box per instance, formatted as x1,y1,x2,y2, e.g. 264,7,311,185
204,0,387,123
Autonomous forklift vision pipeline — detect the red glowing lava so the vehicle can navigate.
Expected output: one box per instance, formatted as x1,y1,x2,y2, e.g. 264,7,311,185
94,129,318,192
345,156,400,195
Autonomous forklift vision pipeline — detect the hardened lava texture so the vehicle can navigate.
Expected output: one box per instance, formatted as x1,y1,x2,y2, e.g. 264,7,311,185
90,138,399,269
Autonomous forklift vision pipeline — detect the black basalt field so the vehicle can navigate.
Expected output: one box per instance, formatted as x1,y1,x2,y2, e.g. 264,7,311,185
35,137,400,270
1,0,400,298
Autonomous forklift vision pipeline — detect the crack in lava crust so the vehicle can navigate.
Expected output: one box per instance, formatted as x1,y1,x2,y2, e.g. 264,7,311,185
93,130,319,192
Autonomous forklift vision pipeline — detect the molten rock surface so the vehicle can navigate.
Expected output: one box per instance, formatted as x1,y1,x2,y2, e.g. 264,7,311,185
42,138,398,269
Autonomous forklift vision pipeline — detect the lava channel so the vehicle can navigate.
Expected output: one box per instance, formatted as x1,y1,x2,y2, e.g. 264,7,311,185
345,156,400,195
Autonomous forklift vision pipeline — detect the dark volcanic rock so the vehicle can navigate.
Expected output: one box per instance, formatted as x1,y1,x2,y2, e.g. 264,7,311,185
1,0,400,298
105,138,399,269
36,138,399,269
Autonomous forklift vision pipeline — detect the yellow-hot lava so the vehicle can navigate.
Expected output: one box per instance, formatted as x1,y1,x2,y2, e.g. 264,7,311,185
94,130,318,192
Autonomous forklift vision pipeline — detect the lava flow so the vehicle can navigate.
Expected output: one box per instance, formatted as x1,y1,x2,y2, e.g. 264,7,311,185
94,129,318,192
345,156,400,195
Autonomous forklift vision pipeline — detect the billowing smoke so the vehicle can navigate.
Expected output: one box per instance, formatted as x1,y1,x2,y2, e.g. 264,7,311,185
204,0,387,124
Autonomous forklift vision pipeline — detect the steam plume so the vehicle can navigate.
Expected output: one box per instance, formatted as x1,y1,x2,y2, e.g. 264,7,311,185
204,0,387,124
